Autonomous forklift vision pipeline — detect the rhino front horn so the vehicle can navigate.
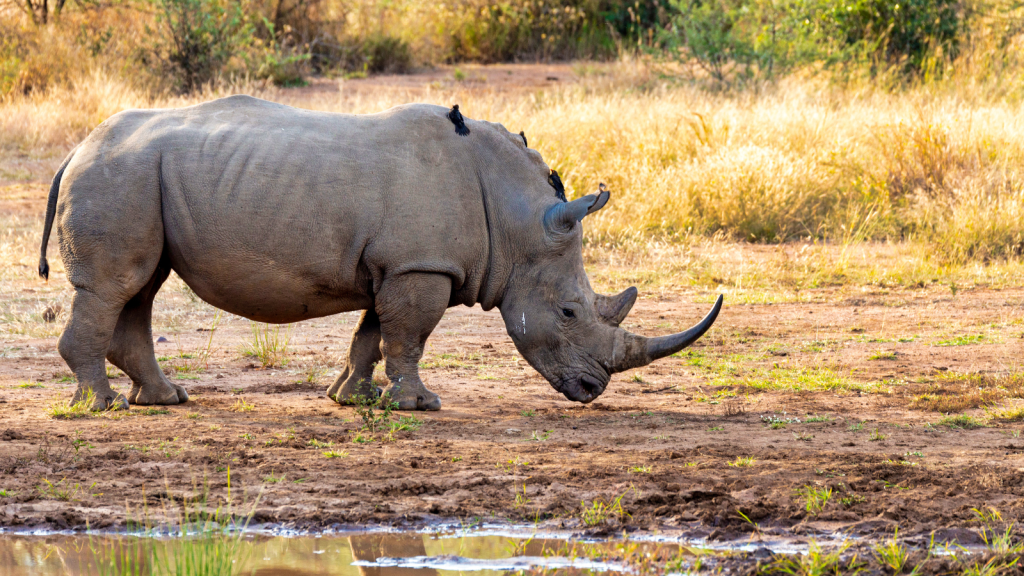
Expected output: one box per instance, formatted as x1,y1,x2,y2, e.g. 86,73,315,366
610,295,723,373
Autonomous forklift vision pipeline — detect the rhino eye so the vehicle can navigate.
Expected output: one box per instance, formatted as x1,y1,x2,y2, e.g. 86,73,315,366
562,308,575,318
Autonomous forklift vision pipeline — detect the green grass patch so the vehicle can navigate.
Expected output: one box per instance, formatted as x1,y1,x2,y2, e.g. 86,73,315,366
937,414,986,429
716,368,874,393
989,406,1024,422
795,485,832,515
46,390,95,419
935,334,986,346
868,350,898,361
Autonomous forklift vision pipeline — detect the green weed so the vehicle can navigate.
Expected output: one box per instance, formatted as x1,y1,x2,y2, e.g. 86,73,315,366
935,334,986,346
796,485,832,515
869,428,888,441
989,406,1024,422
628,465,653,474
762,540,861,575
728,456,756,467
972,506,1003,523
960,557,1019,576
323,449,349,459
872,529,914,574
37,477,90,501
937,414,986,429
580,492,629,526
352,394,398,435
46,389,96,419
840,494,866,507
528,430,551,442
980,525,1024,554
239,321,290,367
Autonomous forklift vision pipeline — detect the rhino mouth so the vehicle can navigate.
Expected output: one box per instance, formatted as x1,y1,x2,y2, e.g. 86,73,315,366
561,373,607,403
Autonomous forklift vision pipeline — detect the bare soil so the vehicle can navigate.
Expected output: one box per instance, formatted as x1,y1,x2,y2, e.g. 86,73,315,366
2,69,1023,554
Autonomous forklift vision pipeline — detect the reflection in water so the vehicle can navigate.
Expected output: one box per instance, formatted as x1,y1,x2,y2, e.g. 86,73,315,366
0,530,660,576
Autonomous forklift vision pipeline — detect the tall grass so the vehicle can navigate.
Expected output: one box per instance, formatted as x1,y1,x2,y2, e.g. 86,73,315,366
4,59,1024,266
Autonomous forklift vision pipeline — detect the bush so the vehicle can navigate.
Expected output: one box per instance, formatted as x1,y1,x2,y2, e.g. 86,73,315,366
825,0,967,75
665,0,822,84
364,35,411,74
154,0,256,92
447,0,619,62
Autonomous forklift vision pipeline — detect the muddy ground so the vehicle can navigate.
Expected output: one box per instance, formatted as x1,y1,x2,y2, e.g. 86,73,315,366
2,66,1024,564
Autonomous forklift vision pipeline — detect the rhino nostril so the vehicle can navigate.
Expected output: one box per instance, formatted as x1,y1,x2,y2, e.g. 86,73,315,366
579,374,603,396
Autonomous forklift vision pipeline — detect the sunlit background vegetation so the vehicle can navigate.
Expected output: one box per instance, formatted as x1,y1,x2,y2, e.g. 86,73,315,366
3,0,1024,267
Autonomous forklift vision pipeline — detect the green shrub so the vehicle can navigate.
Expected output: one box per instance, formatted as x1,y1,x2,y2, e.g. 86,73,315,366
665,0,823,84
155,0,255,92
364,35,411,74
825,0,967,75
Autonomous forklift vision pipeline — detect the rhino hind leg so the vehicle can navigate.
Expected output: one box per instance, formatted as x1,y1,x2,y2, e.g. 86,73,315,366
59,289,131,411
106,260,188,406
376,273,450,411
327,309,383,404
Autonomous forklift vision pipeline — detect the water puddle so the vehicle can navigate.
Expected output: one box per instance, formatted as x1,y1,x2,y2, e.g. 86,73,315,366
0,525,795,575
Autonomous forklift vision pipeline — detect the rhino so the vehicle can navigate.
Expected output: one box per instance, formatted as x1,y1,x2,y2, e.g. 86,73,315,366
38,95,721,411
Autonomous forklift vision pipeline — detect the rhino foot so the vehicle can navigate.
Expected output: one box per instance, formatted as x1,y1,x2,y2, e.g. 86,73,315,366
328,376,380,405
381,382,441,411
129,379,187,405
73,387,129,412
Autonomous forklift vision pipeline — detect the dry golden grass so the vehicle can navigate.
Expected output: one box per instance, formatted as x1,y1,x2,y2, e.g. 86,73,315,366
907,373,1024,413
4,62,1024,262
3,59,1024,299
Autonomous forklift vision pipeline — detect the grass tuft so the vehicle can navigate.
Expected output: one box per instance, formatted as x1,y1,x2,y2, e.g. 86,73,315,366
46,389,95,419
240,322,290,368
937,414,986,429
796,485,833,515
728,456,756,467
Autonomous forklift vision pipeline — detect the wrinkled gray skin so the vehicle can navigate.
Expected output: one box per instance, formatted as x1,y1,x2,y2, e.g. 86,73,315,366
38,95,722,411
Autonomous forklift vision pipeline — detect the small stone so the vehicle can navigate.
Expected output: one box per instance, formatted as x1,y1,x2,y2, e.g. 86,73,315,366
504,428,521,435
156,336,169,343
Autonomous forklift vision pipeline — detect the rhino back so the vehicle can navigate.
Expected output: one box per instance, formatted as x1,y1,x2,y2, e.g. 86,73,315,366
71,96,495,322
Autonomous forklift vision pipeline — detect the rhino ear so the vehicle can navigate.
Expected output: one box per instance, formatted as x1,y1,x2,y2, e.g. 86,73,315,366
595,286,637,327
543,183,611,235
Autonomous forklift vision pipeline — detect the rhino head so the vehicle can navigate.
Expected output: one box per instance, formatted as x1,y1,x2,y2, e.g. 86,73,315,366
498,185,722,404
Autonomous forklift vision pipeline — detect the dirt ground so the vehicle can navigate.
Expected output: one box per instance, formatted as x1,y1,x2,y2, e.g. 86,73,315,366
2,66,1024,557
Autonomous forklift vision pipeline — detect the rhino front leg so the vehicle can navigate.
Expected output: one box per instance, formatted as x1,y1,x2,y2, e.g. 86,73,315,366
375,273,450,411
327,309,383,404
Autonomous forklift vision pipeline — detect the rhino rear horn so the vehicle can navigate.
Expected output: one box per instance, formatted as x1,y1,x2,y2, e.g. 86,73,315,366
595,287,637,327
543,184,611,235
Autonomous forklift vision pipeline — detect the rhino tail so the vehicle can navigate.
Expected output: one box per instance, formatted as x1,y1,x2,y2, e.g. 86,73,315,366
39,148,77,281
